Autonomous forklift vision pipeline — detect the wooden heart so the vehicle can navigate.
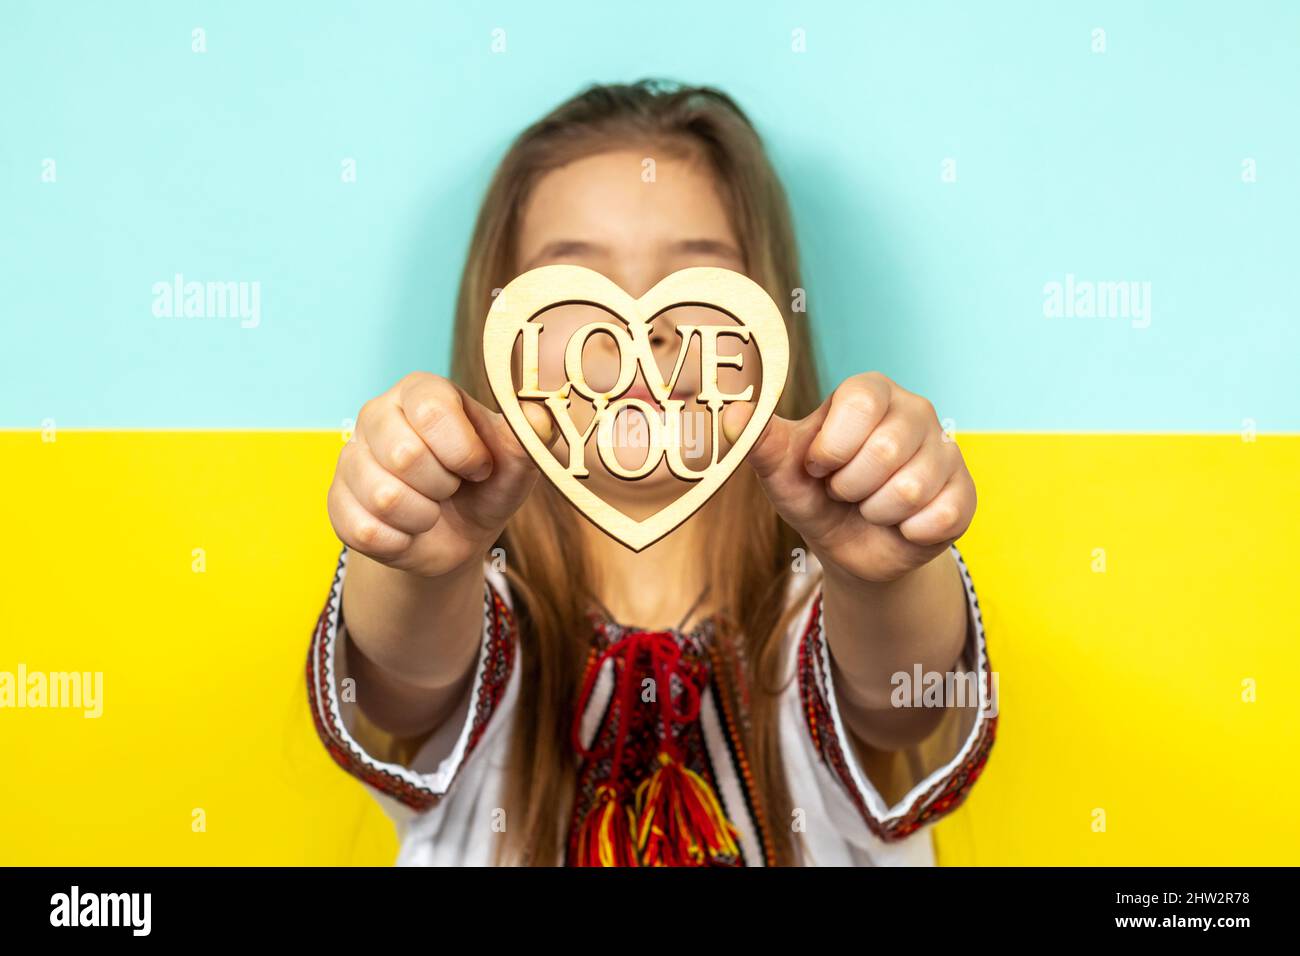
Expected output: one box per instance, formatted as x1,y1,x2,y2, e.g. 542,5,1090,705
483,265,789,552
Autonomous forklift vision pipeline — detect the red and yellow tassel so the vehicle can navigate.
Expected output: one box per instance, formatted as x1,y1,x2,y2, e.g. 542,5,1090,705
572,783,639,867
634,750,742,866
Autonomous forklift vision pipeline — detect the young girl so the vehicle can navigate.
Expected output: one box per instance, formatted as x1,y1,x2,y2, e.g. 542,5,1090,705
306,80,997,867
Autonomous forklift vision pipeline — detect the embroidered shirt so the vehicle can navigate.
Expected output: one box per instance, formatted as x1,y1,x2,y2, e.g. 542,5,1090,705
306,544,998,865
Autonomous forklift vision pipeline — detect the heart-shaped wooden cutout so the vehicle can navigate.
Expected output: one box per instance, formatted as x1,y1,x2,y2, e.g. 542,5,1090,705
483,265,789,552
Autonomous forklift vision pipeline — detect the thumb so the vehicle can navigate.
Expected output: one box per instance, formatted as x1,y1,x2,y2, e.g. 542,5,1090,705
723,399,832,527
521,401,558,449
722,401,795,481
455,397,558,529
460,395,554,489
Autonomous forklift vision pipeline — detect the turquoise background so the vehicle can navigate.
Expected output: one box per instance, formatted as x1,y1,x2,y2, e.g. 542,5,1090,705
3,1,1297,430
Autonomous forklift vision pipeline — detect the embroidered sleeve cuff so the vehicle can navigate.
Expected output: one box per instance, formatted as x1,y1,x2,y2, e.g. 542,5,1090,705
305,545,517,813
796,544,998,842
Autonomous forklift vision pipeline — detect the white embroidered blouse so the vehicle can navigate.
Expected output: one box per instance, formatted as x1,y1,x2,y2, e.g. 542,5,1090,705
306,544,998,866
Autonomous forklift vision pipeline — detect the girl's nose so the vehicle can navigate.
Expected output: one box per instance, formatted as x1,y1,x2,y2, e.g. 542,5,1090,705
649,312,687,351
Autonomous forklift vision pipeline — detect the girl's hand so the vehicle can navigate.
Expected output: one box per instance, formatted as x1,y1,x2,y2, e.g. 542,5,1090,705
723,372,976,583
328,372,555,578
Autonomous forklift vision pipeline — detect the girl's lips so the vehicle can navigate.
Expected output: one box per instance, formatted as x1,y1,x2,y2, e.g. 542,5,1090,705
619,382,695,403
623,384,654,402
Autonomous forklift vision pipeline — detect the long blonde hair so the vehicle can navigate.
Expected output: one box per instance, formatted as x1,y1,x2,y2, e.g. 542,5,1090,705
448,79,823,865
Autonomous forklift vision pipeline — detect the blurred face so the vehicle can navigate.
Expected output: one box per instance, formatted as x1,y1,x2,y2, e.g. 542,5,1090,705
512,148,761,515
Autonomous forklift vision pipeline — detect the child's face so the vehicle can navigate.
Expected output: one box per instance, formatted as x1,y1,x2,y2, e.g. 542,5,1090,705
513,148,762,511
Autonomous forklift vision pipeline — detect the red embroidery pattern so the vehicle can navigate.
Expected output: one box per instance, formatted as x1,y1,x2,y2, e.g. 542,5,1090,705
465,586,515,757
565,617,737,865
706,638,776,866
307,544,999,860
796,586,997,842
305,549,518,811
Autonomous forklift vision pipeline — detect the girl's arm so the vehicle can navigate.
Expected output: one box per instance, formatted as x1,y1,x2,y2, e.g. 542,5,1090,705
326,371,554,741
338,554,485,739
818,550,969,750
724,371,978,751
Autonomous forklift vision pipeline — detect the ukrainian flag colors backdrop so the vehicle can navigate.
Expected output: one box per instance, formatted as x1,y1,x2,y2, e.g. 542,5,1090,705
2,1,1297,865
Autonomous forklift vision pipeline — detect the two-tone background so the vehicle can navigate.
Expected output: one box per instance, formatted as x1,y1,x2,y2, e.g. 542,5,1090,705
3,1,1297,865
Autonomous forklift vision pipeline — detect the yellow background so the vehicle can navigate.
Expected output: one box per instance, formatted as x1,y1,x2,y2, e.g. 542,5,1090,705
1,430,1296,865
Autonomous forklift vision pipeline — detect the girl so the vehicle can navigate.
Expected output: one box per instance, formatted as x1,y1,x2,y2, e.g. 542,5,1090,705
307,79,997,866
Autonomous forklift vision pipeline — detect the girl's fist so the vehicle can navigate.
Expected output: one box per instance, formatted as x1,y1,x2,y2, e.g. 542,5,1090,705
327,372,555,577
724,371,976,583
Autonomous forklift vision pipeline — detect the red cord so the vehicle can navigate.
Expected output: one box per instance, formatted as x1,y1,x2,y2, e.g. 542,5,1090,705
571,626,701,787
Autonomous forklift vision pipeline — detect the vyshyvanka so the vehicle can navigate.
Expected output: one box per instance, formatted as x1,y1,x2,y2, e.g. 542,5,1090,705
307,545,998,865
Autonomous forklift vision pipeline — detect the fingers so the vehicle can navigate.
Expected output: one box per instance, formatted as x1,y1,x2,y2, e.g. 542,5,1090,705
327,474,419,562
823,400,927,504
813,382,966,533
359,395,463,502
397,374,494,481
330,369,568,573
720,370,977,577
897,468,976,546
336,439,442,535
856,431,955,527
804,373,891,478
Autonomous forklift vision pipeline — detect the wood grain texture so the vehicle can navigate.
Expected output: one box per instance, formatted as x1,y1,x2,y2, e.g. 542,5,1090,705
483,265,789,551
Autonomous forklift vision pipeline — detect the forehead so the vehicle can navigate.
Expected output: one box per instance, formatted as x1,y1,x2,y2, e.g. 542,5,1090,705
516,148,738,256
